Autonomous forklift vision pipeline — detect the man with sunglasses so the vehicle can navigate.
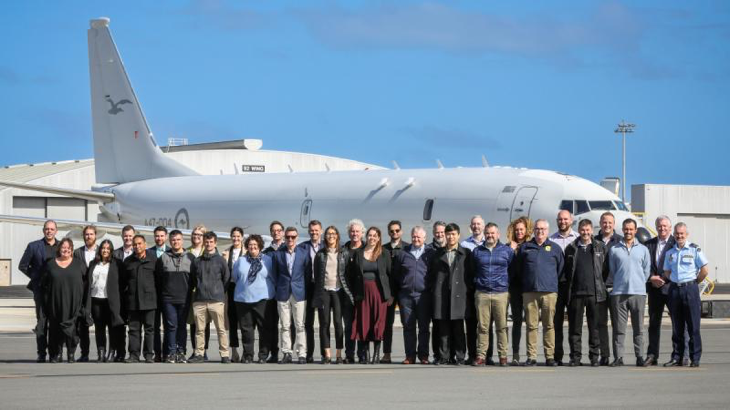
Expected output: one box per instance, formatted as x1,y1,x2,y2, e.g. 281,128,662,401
383,220,409,364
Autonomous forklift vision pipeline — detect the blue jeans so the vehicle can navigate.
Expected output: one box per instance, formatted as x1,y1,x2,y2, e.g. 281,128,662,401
399,293,432,360
162,302,188,355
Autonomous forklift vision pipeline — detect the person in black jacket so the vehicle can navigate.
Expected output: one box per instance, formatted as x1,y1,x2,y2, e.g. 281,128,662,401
122,235,158,363
157,230,196,363
110,224,135,362
72,225,98,362
86,239,124,362
506,216,532,366
564,220,609,367
189,231,231,364
428,223,473,365
383,220,409,364
595,212,623,365
222,226,245,363
348,227,393,364
18,220,58,362
312,226,351,364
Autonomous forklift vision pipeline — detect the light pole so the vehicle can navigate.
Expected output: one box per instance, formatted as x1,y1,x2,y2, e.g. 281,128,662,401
614,120,636,203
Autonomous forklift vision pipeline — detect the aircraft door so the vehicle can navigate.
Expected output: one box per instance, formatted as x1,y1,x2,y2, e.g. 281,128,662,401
510,186,538,220
300,199,312,228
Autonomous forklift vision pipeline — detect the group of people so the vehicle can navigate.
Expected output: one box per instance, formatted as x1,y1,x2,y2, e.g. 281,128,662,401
19,211,708,367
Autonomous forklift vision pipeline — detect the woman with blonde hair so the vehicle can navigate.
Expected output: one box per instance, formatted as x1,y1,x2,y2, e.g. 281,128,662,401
506,216,533,366
187,224,211,361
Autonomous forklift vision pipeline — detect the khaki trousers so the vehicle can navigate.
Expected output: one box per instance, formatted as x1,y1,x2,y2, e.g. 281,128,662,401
193,301,229,358
523,292,557,360
475,291,509,359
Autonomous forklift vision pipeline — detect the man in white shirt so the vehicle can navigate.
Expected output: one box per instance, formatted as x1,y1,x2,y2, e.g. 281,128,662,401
549,210,579,365
72,225,98,362
460,215,485,250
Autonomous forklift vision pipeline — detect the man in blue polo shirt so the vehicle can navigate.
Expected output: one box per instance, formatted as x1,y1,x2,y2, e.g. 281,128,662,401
663,222,708,367
471,223,513,366
518,219,564,366
608,219,651,367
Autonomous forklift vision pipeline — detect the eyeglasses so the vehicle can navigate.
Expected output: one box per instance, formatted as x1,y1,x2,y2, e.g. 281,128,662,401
389,229,400,233
285,235,298,240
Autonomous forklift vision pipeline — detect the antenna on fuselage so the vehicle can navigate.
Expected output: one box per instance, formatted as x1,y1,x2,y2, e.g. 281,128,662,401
288,165,294,173
436,159,444,169
392,161,400,170
481,155,489,167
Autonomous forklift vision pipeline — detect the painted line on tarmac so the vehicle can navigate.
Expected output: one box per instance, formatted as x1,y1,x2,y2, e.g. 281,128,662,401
629,367,705,372
297,370,393,375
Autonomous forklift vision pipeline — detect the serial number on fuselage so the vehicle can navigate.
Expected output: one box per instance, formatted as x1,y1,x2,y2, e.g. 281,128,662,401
144,218,174,227
144,208,191,230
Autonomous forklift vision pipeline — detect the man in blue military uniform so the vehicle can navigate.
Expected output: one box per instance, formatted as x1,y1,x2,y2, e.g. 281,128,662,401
662,222,709,368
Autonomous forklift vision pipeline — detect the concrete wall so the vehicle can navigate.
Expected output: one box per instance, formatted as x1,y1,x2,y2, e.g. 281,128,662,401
632,184,730,283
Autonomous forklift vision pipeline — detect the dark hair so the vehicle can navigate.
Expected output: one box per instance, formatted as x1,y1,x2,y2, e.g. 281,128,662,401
269,221,284,232
308,220,322,228
578,219,593,229
56,238,74,257
154,226,168,234
387,220,402,230
365,227,383,260
285,226,298,235
122,225,136,234
622,218,637,229
445,223,460,234
244,234,264,251
203,231,218,242
83,225,97,235
169,229,183,238
133,234,146,243
95,239,114,263
485,222,499,230
230,226,244,236
324,226,340,250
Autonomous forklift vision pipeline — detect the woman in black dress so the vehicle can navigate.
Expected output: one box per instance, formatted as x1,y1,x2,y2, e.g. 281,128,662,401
87,239,124,362
42,238,86,363
349,227,393,364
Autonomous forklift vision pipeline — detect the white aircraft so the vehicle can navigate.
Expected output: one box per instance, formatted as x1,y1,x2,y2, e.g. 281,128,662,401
0,17,649,242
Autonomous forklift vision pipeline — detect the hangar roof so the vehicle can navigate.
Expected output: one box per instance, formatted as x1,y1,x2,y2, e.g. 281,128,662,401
0,160,93,184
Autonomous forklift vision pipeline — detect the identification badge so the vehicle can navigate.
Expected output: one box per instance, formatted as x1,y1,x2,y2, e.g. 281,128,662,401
545,245,551,251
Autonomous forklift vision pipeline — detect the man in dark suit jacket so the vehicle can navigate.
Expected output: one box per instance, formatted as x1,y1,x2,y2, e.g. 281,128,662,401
122,235,158,363
643,216,688,366
71,225,99,362
594,212,623,365
109,225,136,362
271,227,312,364
18,220,59,362
300,221,324,362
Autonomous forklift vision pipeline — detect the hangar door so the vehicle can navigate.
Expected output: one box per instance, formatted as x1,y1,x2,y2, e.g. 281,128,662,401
677,213,730,284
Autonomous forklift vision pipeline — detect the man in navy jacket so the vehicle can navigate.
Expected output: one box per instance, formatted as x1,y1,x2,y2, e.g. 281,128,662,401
272,227,312,364
517,219,564,366
18,220,59,362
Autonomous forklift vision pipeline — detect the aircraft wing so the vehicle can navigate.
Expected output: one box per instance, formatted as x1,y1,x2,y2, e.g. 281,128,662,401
0,214,267,248
0,180,114,203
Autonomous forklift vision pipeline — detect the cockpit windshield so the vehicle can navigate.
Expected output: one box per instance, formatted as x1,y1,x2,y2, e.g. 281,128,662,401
560,199,625,215
588,201,615,210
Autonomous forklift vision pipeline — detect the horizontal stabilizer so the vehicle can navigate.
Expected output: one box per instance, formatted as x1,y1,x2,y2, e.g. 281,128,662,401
0,180,115,202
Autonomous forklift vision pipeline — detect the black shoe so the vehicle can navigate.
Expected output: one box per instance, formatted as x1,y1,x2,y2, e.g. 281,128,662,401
176,353,188,364
322,357,332,364
36,355,46,363
144,356,155,364
164,356,176,364
682,358,690,366
188,355,204,364
203,352,209,362
343,356,355,364
67,353,76,363
636,357,644,367
125,356,141,364
556,360,564,366
97,349,106,363
642,355,656,367
370,342,381,364
546,359,557,367
590,360,599,367
153,354,162,363
486,358,496,366
49,355,61,363
298,357,307,364
663,358,683,367
690,362,700,368
569,359,581,367
335,357,344,364
266,355,278,364
221,357,231,364
306,356,314,364
242,356,253,364
106,349,116,363
524,359,537,367
280,353,293,364
77,354,89,363
609,358,624,367
510,359,520,367
599,357,610,366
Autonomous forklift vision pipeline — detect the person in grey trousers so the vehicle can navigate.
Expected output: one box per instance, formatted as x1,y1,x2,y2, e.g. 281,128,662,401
607,219,651,367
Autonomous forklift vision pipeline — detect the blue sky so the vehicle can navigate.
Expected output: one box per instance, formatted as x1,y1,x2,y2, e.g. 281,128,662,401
1,0,729,194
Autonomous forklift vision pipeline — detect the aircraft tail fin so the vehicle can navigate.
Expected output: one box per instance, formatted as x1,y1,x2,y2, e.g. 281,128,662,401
88,17,198,184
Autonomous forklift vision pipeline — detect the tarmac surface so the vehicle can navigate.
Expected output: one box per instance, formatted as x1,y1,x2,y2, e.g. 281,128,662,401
1,298,729,409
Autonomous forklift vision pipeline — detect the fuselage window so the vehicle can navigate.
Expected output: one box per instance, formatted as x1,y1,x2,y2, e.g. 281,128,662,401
576,200,590,215
588,200,615,210
559,200,574,214
423,199,434,221
502,186,516,193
